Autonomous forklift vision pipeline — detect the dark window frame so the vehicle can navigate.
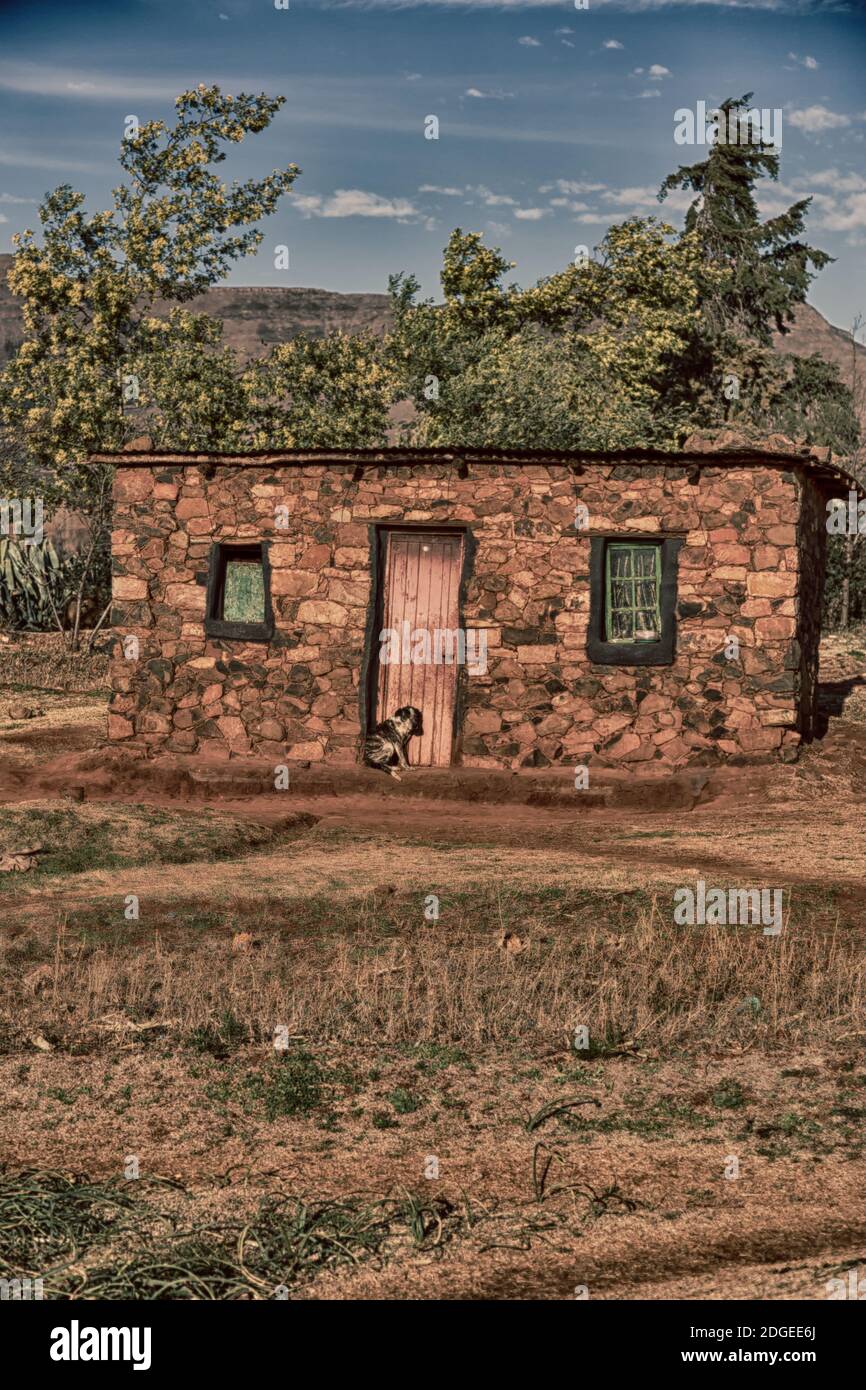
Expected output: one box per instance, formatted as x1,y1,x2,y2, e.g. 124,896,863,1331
204,540,274,643
587,535,683,666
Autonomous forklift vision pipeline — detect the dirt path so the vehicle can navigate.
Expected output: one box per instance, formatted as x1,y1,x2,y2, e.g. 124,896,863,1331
3,796,865,925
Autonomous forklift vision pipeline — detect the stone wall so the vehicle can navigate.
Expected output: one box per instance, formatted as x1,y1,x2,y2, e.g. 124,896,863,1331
108,455,819,768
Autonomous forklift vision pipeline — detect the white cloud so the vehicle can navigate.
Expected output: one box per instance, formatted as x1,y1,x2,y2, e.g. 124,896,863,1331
418,184,463,196
464,87,513,99
806,167,866,194
0,62,178,101
513,206,549,220
637,89,662,99
0,214,8,224
788,52,819,69
602,186,657,205
539,178,605,195
789,105,851,133
792,169,866,231
648,64,671,79
470,184,517,206
755,168,866,234
0,192,37,204
814,191,866,231
603,39,624,49
518,36,541,47
658,187,696,212
292,189,419,220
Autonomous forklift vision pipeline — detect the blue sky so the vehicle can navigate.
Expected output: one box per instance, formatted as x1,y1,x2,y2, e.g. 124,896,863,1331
1,0,865,329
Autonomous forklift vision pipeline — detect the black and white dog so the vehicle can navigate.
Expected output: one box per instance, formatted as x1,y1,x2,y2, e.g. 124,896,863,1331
364,705,424,780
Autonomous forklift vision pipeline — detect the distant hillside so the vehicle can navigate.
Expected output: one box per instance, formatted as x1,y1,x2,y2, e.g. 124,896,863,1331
0,253,391,364
1,252,864,428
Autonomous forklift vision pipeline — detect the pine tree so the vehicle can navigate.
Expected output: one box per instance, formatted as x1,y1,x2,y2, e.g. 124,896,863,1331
659,93,832,346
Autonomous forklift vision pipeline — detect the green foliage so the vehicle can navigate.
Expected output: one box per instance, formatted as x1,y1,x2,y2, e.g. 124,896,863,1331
0,85,299,629
256,1052,324,1120
245,333,393,448
1,85,298,472
390,219,705,447
0,537,76,629
659,93,832,346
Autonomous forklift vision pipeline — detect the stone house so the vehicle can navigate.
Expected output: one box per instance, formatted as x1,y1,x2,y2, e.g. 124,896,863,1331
97,440,858,770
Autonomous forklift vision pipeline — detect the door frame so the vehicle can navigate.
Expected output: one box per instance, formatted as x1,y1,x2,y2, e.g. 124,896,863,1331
359,522,477,760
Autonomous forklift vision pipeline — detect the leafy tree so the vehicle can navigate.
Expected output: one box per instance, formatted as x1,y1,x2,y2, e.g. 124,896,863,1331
390,219,706,447
244,333,394,449
0,84,298,641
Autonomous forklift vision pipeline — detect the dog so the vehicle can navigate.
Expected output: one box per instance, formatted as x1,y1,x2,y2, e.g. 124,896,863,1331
363,705,424,780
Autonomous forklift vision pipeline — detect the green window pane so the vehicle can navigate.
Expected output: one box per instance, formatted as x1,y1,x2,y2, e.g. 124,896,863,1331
224,560,265,623
605,543,661,643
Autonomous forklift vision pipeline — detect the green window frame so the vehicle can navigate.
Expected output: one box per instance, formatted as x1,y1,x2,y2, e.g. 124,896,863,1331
604,542,662,644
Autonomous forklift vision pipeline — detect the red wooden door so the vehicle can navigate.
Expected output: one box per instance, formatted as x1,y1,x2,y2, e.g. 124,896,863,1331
376,530,464,767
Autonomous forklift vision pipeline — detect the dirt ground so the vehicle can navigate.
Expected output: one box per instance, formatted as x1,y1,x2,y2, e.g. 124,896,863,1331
0,629,864,1301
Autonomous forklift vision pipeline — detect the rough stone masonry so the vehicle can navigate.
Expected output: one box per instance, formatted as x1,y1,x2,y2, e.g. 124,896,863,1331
96,440,858,771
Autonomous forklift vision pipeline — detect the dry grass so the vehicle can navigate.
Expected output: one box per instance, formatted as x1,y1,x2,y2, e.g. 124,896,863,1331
3,891,863,1054
0,632,109,694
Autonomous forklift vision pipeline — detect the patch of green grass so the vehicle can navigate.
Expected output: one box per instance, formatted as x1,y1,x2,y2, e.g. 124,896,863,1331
712,1078,747,1110
387,1087,422,1115
370,1110,399,1130
573,1097,715,1140
250,1051,325,1121
407,1043,471,1073
0,804,276,885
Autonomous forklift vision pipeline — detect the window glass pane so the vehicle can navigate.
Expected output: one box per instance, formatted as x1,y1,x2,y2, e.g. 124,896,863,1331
635,577,657,609
605,543,660,643
633,548,657,577
611,578,632,609
609,548,633,579
634,610,660,640
609,607,634,640
224,560,265,623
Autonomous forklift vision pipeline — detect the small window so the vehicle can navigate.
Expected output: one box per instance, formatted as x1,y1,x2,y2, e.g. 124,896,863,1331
205,542,274,642
605,542,661,643
587,535,682,666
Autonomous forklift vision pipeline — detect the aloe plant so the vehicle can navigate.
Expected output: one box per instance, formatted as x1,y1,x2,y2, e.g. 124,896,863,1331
0,536,76,630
